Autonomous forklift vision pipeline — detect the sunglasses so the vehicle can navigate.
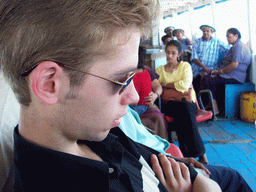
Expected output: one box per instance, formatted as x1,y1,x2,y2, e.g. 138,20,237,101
20,62,135,95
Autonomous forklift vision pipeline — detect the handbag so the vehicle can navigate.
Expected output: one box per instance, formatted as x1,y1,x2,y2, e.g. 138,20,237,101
161,87,192,104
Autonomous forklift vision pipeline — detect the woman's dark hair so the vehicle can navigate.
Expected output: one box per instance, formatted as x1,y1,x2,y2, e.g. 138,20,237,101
165,40,183,61
161,35,169,43
227,28,241,39
165,40,183,53
138,46,146,69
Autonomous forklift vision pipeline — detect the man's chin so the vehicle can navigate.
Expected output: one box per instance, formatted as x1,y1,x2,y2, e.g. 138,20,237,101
95,129,111,142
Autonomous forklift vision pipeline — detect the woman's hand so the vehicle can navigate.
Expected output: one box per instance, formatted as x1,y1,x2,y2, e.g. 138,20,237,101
144,92,158,105
174,157,211,176
211,69,223,76
151,154,192,192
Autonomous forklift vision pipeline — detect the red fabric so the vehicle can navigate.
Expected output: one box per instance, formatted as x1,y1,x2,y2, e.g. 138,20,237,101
133,69,152,105
164,108,213,123
196,109,213,123
166,143,184,158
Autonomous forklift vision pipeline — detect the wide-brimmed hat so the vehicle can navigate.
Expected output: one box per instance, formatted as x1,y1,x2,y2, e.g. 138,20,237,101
200,25,216,32
164,26,175,33
172,29,184,36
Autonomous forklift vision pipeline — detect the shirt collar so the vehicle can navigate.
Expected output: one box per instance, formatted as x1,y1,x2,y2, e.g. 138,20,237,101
13,125,113,190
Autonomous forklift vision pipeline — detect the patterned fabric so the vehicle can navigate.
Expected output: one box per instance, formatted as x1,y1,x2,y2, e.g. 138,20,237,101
139,104,168,140
191,37,229,77
133,69,152,105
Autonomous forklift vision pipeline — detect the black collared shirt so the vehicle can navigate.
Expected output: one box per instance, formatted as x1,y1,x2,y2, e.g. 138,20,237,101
14,126,197,192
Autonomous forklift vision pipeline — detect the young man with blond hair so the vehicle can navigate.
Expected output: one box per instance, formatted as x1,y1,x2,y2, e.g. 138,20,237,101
0,0,223,191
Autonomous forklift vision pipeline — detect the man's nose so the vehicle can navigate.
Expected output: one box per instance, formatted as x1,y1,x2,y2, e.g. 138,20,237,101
121,80,139,105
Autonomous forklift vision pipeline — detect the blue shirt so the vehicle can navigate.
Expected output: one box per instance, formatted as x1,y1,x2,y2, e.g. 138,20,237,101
220,39,252,83
180,38,191,54
191,37,229,77
119,106,170,154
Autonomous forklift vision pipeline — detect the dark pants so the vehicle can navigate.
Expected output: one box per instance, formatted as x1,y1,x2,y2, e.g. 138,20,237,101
193,75,201,94
162,99,206,158
205,164,253,192
200,74,241,100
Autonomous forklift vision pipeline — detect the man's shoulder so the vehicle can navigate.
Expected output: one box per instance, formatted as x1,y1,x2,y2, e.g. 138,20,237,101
194,37,203,43
213,37,226,45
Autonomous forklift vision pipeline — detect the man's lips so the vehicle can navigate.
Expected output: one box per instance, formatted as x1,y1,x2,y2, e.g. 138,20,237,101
112,111,127,126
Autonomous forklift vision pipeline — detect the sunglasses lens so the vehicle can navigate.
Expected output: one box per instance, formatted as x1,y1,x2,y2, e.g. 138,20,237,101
119,75,134,94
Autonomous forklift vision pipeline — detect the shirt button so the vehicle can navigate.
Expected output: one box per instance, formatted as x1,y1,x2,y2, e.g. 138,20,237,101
109,167,114,174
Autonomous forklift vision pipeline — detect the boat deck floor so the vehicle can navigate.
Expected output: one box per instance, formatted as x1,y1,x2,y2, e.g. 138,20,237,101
173,119,256,190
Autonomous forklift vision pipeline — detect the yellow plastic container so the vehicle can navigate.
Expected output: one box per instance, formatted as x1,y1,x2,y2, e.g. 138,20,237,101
240,91,256,123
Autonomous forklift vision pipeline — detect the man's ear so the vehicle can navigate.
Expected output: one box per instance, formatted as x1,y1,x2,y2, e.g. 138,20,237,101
30,61,65,105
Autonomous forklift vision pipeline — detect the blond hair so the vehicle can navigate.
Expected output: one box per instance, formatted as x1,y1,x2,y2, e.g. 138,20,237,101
0,0,159,106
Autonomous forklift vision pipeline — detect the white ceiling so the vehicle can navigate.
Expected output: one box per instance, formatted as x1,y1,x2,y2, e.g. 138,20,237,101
159,0,223,17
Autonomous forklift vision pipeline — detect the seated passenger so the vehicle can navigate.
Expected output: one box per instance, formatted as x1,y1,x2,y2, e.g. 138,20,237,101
1,1,223,191
161,35,173,49
200,28,252,115
119,106,253,192
161,26,175,49
191,25,229,94
0,86,253,191
172,29,192,62
164,26,175,39
130,46,167,139
156,40,208,164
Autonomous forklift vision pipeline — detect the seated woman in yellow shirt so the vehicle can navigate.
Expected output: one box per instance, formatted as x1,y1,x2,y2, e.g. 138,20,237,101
156,40,208,164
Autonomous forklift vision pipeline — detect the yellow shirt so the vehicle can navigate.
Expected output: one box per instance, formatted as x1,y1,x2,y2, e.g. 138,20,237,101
156,61,196,102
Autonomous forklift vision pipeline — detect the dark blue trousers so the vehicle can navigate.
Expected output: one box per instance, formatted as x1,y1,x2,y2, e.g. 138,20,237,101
200,74,241,100
205,164,253,192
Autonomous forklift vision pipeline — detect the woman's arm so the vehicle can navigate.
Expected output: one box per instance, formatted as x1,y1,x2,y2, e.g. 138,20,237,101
162,82,175,89
152,79,163,96
174,63,193,93
211,61,239,75
186,37,192,45
144,79,163,105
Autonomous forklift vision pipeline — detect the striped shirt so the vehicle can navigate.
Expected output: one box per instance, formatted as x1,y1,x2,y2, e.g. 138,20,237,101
191,37,229,77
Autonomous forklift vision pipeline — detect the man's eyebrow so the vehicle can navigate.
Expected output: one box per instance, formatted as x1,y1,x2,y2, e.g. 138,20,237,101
111,67,138,77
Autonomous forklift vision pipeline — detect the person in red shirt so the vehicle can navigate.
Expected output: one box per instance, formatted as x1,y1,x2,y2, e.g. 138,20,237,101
130,66,152,115
130,47,167,139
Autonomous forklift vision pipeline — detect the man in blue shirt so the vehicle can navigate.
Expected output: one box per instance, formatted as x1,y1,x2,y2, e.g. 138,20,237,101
191,25,229,93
